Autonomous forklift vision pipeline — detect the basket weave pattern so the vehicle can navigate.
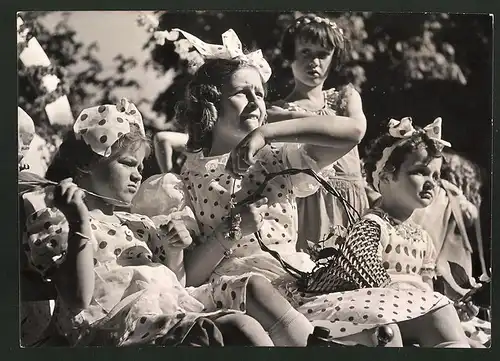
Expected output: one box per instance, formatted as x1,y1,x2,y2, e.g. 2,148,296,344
303,219,391,293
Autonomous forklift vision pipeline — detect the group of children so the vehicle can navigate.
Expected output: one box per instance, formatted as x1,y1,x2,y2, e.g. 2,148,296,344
19,14,489,347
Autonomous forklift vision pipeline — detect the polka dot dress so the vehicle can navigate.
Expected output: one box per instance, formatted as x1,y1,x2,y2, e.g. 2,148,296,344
133,143,451,339
23,208,257,346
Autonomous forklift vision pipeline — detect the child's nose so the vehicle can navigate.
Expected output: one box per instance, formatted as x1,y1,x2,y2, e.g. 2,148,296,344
423,180,435,191
131,170,142,182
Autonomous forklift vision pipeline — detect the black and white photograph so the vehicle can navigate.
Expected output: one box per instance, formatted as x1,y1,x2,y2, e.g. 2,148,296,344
18,10,492,348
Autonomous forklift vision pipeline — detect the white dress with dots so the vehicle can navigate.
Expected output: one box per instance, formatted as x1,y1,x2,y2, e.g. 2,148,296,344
23,207,260,346
133,143,451,339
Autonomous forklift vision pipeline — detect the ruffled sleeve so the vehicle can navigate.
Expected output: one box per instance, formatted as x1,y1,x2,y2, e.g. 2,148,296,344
23,207,70,280
277,143,326,198
131,173,199,235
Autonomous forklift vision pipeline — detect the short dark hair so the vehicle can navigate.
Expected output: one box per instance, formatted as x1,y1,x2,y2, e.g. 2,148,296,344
281,14,350,69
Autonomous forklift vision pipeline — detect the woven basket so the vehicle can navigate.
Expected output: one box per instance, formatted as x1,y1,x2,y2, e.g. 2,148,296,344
301,219,391,293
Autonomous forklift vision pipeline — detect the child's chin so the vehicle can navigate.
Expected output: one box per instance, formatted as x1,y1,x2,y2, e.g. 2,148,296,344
416,197,433,207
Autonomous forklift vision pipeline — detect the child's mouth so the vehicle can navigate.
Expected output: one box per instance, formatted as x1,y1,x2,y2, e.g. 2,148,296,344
419,191,433,199
307,70,320,77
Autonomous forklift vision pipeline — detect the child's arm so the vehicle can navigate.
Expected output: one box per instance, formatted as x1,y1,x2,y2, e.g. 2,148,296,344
420,231,438,291
228,89,366,175
266,105,313,123
154,131,189,173
51,179,95,312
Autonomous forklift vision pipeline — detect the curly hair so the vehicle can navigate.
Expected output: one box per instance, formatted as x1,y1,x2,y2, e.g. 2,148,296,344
364,122,443,188
176,57,265,155
281,13,350,69
45,123,151,183
441,150,483,207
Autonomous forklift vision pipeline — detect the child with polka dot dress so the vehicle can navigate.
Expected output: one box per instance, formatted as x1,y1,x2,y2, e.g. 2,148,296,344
133,46,417,345
341,116,471,347
267,14,370,249
23,99,323,347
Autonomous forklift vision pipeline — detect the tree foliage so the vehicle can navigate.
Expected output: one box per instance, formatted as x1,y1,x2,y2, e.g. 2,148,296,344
145,12,491,164
17,11,143,148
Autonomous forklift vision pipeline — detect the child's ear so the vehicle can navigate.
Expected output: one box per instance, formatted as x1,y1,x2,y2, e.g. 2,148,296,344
380,170,395,184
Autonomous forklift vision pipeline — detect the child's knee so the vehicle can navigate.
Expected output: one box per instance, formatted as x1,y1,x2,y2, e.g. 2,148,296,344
245,275,274,299
215,313,271,346
216,313,258,330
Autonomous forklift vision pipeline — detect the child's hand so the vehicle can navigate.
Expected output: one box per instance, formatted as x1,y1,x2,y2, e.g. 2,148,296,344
159,220,193,250
53,178,89,226
217,197,267,240
455,300,480,322
226,129,267,177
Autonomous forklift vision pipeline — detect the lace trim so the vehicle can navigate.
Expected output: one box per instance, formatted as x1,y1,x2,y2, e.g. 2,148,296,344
367,208,425,244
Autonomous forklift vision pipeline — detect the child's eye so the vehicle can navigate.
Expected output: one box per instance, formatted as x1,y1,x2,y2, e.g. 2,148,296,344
256,91,264,98
120,159,136,167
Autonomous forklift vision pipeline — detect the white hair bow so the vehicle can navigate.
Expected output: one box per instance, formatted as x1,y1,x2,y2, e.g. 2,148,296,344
154,28,272,82
387,117,451,148
372,117,451,192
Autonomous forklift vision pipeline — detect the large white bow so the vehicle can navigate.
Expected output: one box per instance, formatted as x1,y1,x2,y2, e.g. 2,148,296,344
154,28,272,82
387,117,451,148
372,117,452,192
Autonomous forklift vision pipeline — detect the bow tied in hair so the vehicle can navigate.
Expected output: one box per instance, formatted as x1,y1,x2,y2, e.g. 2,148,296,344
154,28,272,82
372,117,451,192
387,117,451,148
73,98,146,157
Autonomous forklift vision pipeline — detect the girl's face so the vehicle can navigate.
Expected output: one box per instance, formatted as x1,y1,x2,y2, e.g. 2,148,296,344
291,38,334,88
87,144,147,206
383,146,443,210
212,67,266,145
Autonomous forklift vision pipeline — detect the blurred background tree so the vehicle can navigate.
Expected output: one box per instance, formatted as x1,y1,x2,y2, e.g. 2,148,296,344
144,11,492,275
17,11,145,151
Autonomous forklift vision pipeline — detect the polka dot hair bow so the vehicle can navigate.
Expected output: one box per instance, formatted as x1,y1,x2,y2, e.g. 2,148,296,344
387,116,451,148
372,117,451,192
155,28,272,82
73,98,146,157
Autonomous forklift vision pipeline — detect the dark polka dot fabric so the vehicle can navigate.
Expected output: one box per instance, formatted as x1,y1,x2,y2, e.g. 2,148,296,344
24,207,70,276
363,209,439,290
272,273,450,339
132,144,448,339
23,208,253,346
73,99,146,157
